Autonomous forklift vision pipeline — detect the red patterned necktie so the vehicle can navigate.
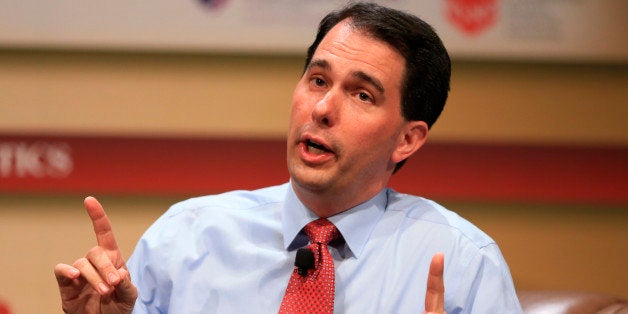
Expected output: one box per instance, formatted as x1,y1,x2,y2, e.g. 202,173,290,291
279,218,340,313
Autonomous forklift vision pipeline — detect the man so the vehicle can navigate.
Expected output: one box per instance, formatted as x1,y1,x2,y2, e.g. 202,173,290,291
55,3,522,313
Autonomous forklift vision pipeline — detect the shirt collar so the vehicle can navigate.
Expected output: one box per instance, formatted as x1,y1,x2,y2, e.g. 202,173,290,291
282,182,388,258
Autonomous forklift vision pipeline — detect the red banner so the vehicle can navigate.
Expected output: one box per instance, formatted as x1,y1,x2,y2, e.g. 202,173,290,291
1,134,626,205
0,135,288,195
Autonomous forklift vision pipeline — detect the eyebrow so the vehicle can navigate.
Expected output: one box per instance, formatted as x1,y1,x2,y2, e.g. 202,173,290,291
353,71,385,94
307,58,386,95
307,59,331,71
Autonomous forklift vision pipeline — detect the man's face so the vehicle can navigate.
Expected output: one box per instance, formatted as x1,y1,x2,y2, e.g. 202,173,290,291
287,20,423,212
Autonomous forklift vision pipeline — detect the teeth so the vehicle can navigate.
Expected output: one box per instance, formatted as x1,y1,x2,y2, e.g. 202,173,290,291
307,140,329,154
307,145,327,155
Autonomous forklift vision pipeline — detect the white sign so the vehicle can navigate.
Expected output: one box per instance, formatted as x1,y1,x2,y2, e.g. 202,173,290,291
0,0,626,62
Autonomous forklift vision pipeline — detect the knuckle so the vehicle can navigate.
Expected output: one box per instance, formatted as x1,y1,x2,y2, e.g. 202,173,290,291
72,257,89,269
86,246,102,257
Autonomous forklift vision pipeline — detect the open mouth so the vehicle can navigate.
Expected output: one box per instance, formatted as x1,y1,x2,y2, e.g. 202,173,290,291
306,139,333,154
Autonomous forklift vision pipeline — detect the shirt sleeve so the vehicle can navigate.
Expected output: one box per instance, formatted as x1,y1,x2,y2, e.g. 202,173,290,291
127,213,177,314
447,243,523,314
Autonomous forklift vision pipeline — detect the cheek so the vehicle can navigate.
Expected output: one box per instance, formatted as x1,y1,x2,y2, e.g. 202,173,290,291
344,118,401,156
348,113,399,139
289,85,312,118
288,104,308,131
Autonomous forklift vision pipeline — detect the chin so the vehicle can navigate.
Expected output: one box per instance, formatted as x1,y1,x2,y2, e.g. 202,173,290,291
288,164,331,193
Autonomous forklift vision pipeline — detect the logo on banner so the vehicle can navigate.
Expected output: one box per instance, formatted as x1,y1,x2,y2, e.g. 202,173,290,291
446,0,498,35
0,142,73,178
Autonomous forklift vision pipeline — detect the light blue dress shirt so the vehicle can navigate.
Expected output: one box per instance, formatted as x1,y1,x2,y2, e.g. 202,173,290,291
127,182,522,313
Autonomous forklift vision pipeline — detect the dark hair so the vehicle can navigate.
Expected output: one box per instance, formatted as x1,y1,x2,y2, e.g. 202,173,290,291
305,2,451,171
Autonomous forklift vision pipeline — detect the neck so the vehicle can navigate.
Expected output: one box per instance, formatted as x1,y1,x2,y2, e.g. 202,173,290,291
291,181,386,218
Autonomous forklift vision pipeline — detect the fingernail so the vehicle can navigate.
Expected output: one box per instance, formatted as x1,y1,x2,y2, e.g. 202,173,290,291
99,282,110,294
108,272,120,285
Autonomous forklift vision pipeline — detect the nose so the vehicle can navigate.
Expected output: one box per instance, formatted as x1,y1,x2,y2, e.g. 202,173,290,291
311,90,338,127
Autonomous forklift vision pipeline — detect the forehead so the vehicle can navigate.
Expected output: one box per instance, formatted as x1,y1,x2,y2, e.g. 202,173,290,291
312,20,405,88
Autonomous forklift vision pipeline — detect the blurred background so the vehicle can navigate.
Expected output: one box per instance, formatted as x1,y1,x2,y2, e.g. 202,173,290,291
0,1,626,312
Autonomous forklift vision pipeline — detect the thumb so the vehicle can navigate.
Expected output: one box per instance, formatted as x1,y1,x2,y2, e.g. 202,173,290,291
424,252,445,314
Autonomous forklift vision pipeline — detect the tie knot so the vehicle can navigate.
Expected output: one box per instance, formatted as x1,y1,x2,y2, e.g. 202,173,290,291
304,218,340,244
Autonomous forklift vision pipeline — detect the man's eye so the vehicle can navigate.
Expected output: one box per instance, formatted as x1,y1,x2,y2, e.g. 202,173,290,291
358,92,372,102
314,78,326,86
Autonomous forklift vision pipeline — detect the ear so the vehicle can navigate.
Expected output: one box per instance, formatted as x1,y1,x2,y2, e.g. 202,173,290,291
391,120,428,164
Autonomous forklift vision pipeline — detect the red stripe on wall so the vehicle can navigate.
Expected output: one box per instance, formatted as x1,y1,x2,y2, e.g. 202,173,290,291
0,134,626,205
390,143,627,204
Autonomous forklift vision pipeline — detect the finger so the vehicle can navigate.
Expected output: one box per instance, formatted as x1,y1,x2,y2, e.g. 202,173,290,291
113,268,138,307
54,263,88,303
54,263,81,286
424,252,445,313
73,257,112,296
84,196,120,251
86,246,121,286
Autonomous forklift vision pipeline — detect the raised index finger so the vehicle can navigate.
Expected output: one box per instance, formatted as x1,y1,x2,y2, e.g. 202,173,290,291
84,196,119,251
